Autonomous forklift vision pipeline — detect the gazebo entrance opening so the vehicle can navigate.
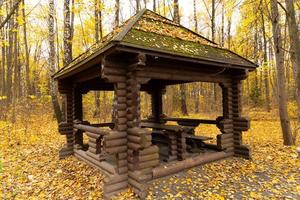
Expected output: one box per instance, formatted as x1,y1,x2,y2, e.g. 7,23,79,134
78,81,225,167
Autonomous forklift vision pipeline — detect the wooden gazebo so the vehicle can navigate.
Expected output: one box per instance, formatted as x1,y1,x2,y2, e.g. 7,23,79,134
54,9,257,199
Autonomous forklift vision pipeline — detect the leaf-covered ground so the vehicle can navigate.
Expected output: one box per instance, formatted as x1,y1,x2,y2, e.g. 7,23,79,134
0,107,299,199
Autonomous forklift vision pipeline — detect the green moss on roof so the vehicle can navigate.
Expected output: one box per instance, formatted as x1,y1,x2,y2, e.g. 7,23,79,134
134,17,214,46
54,9,255,78
123,29,249,65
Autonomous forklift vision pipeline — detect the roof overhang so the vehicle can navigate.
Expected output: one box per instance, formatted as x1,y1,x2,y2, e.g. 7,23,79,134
54,42,257,81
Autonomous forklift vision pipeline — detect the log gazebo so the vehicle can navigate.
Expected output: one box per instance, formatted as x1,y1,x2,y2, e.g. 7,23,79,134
53,9,257,199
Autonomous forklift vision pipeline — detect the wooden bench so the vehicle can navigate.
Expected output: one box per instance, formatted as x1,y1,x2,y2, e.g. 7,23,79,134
186,135,213,153
141,122,187,161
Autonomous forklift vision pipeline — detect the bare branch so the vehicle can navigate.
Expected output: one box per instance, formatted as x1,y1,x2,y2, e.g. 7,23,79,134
277,1,287,14
0,0,22,29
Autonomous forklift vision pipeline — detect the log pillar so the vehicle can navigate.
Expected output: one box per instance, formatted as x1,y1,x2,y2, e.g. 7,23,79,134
217,78,251,159
103,81,129,199
217,82,234,155
58,82,75,159
148,85,165,123
231,80,251,159
126,54,159,199
73,86,83,149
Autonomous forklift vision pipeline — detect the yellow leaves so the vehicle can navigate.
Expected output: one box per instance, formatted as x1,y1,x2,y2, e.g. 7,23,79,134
2,40,9,47
0,95,8,100
1,106,300,199
0,8,5,16
210,194,225,200
249,191,262,199
17,16,24,25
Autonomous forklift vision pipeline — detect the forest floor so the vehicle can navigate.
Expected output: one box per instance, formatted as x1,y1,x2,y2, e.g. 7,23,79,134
0,104,299,199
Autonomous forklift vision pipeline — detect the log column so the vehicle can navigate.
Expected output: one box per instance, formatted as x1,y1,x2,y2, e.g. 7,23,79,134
103,81,129,199
148,85,165,123
217,82,234,155
126,54,159,199
232,80,251,159
58,82,75,158
73,86,83,149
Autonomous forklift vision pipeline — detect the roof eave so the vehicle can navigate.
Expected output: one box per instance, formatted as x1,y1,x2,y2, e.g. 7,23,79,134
53,42,117,80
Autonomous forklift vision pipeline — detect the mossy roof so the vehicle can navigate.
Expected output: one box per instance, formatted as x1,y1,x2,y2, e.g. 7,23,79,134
54,9,257,78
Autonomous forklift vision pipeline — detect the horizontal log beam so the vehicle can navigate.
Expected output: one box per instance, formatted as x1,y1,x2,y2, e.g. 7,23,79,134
74,124,109,135
153,151,230,179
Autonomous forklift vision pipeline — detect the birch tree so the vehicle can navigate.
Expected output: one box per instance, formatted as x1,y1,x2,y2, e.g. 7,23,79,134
49,0,62,123
270,0,294,145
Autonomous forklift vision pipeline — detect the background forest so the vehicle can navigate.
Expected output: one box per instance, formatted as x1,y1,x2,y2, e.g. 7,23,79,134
0,0,300,199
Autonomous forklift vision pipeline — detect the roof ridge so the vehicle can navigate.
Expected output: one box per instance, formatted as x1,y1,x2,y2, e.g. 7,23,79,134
113,8,148,42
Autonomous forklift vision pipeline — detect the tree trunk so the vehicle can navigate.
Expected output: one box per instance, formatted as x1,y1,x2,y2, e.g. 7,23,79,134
227,18,231,49
153,0,156,12
136,0,140,13
173,0,179,23
115,0,120,27
6,1,14,103
22,0,30,96
193,0,198,32
270,0,294,145
63,0,72,67
13,6,20,99
285,0,300,121
0,2,5,96
49,0,63,123
173,0,187,115
260,6,271,112
93,0,103,117
221,3,224,47
211,0,215,42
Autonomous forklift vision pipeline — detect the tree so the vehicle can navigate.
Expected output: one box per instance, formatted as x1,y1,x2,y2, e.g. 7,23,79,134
284,0,300,120
153,0,156,12
270,0,294,145
0,0,22,29
115,0,120,27
136,0,141,12
22,0,31,96
93,0,103,117
211,0,215,42
193,0,198,32
6,0,14,103
260,3,271,112
173,0,188,115
63,0,73,67
49,0,63,123
173,0,179,23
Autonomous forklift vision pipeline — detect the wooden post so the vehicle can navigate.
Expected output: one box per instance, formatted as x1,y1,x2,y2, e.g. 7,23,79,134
126,53,159,199
217,82,234,154
103,81,129,199
73,86,83,149
231,80,251,159
149,85,165,123
58,82,75,159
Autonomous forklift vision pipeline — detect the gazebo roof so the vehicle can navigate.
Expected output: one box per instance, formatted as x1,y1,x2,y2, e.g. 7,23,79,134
54,9,257,79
